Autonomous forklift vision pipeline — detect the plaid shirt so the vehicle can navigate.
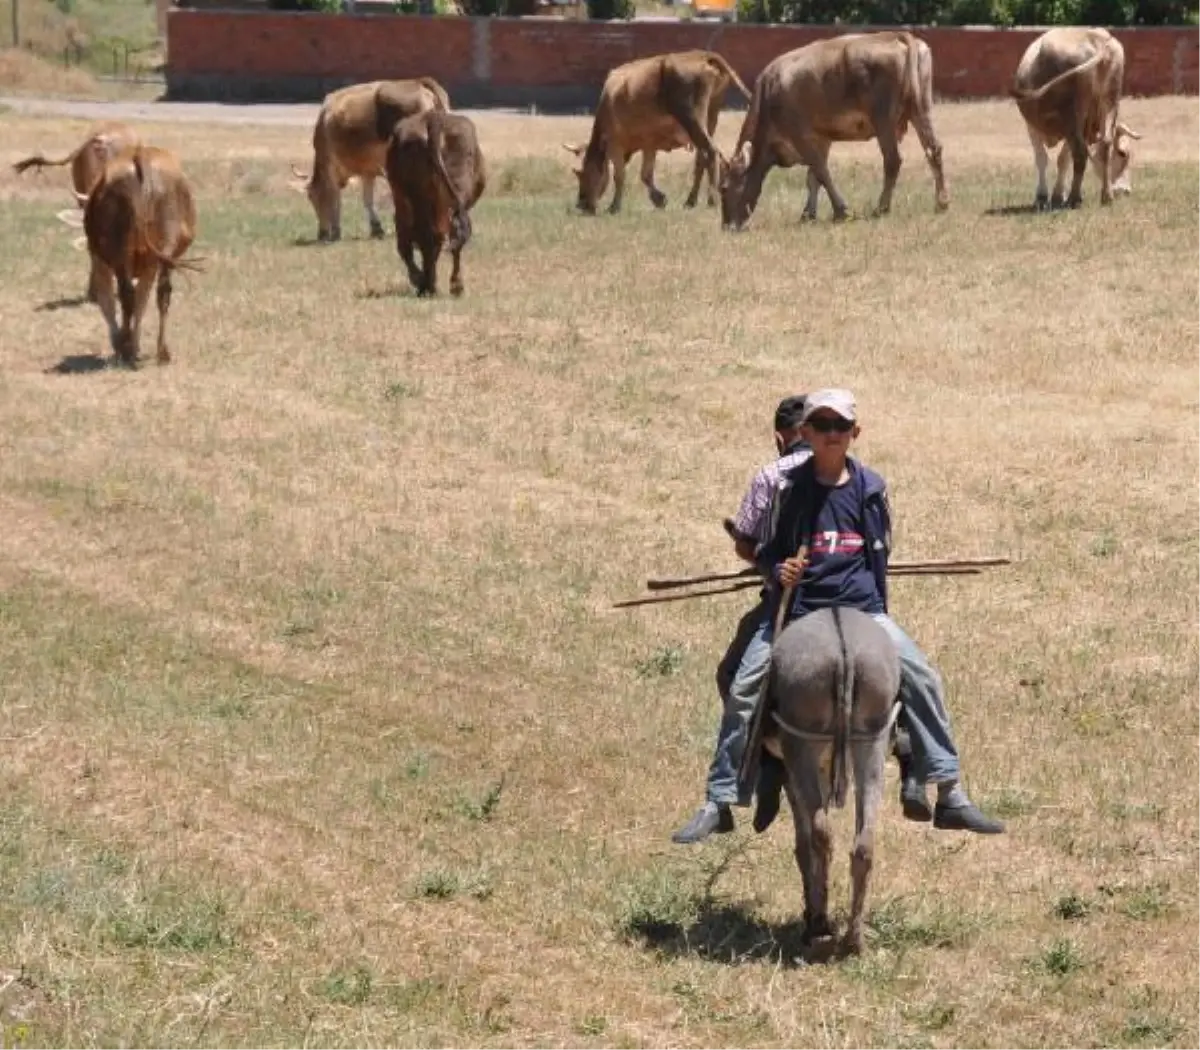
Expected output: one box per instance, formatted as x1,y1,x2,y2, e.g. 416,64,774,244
729,442,814,548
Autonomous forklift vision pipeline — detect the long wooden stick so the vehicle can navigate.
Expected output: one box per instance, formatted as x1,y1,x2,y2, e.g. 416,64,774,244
645,556,1008,592
646,567,758,590
611,580,763,609
614,565,987,610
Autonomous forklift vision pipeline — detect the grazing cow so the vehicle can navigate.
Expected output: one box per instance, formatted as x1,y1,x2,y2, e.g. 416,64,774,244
13,120,141,301
563,50,751,215
385,110,486,298
718,32,949,230
290,77,451,243
1011,27,1141,210
763,606,901,956
64,146,199,367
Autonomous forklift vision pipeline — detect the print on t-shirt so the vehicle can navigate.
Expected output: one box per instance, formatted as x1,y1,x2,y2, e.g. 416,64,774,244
793,477,884,618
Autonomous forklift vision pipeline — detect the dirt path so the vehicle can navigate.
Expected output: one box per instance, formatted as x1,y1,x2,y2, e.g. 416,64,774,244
0,94,536,127
0,94,323,126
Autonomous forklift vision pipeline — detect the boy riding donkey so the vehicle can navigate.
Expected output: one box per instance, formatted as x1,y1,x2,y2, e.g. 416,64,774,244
673,389,1003,843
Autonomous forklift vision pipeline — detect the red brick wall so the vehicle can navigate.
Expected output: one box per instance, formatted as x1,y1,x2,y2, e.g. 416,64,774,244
165,10,1199,104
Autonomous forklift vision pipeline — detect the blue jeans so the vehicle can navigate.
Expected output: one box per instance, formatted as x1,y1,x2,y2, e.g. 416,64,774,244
870,614,960,785
704,608,961,805
707,611,774,806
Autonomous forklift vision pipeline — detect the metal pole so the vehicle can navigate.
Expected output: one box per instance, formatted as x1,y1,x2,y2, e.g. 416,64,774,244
12,0,19,48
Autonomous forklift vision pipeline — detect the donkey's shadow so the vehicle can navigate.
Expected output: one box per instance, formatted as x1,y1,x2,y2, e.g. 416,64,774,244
627,899,845,967
45,354,108,375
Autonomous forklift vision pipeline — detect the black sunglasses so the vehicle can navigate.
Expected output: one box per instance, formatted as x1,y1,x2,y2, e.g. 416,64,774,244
807,416,854,434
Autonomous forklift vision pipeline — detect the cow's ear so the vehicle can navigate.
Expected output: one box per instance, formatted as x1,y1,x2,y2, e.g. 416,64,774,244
562,142,584,157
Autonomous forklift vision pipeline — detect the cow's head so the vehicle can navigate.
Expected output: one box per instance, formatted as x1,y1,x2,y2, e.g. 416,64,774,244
1109,122,1142,196
719,143,753,231
290,163,338,241
563,142,607,215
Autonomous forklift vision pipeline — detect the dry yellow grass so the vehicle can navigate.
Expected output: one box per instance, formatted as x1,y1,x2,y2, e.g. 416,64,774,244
0,96,1196,1048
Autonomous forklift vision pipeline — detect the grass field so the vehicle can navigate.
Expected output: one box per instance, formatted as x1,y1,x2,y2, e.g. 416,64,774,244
0,97,1197,1048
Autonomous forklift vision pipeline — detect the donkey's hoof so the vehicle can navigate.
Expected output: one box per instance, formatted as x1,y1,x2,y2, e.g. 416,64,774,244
839,930,865,957
803,914,835,943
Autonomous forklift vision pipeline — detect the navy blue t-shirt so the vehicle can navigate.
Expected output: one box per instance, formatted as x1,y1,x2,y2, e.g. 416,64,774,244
791,474,885,618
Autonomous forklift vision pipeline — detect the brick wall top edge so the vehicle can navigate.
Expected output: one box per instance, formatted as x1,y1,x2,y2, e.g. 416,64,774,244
166,10,1197,28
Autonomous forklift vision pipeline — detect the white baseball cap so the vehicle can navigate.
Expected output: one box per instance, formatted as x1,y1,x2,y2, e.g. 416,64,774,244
800,388,857,423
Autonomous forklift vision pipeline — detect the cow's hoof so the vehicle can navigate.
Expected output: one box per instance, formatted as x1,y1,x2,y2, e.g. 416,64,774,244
1049,194,1066,210
157,349,171,366
800,211,818,223
1034,194,1050,212
369,221,386,239
1067,197,1082,210
450,283,464,298
832,210,850,223
649,191,667,209
935,197,950,213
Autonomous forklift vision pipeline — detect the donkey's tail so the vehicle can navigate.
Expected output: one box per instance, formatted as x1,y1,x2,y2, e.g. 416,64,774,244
830,606,853,809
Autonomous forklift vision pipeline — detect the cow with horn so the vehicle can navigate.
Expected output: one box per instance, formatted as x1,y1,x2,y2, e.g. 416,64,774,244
718,31,949,230
290,78,451,243
1011,27,1141,210
563,50,751,215
13,120,141,302
58,145,201,368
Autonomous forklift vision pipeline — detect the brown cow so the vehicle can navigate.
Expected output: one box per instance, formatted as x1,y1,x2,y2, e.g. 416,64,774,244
290,78,451,243
66,146,199,368
719,32,949,230
563,50,751,215
14,120,141,301
1011,27,1141,210
385,110,486,298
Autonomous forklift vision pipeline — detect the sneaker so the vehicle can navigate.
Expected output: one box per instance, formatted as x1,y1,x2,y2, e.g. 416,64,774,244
933,802,1006,835
671,802,734,844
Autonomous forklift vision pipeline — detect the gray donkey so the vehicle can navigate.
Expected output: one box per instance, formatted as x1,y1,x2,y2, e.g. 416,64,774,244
763,605,901,955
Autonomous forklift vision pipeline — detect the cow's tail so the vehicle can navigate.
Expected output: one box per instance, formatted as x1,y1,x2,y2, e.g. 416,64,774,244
1010,47,1106,102
731,70,766,163
131,150,204,274
898,31,921,122
830,606,853,810
427,112,471,249
419,76,452,112
706,52,752,102
12,147,79,177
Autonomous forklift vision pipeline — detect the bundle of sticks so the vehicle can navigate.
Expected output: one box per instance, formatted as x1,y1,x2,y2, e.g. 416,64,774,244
612,557,1011,609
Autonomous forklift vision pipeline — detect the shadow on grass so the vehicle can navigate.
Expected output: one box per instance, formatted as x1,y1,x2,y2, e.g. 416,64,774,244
45,354,108,375
35,295,91,313
355,285,416,301
290,233,387,248
626,899,840,967
983,202,1042,217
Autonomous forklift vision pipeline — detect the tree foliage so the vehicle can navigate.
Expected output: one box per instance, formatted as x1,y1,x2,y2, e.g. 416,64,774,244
736,0,1196,23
